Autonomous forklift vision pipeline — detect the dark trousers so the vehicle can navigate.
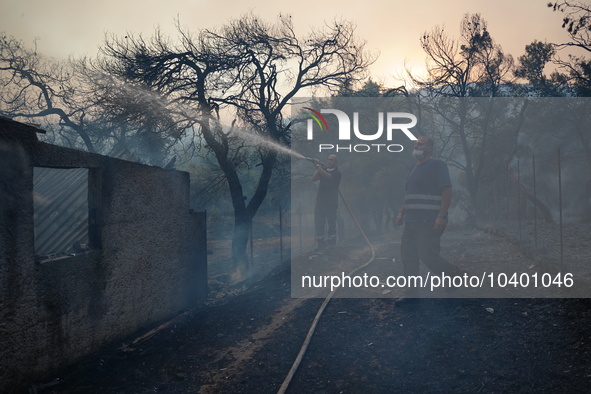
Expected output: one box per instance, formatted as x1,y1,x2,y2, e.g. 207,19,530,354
315,204,337,244
400,222,458,277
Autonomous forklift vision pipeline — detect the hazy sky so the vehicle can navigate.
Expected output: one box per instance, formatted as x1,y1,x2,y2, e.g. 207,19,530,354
1,0,574,85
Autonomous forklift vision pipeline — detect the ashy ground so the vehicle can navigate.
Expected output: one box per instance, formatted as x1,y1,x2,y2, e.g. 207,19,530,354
31,226,591,393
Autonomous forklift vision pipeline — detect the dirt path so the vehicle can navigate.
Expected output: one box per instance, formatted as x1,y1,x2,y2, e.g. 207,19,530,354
197,296,307,394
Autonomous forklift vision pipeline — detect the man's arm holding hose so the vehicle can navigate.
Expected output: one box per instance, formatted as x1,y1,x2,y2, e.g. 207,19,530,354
310,158,333,181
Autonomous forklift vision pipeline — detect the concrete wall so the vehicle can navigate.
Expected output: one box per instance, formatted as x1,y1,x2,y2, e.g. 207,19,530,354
0,118,207,392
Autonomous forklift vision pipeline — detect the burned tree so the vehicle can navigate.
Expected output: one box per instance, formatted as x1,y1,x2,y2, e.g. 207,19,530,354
0,33,97,151
548,1,591,96
407,14,516,219
0,33,184,164
98,15,372,275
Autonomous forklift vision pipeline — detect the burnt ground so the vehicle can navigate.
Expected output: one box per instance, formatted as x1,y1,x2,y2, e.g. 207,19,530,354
32,226,591,394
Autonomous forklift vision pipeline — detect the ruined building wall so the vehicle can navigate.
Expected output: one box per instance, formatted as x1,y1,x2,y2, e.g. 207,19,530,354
0,118,207,392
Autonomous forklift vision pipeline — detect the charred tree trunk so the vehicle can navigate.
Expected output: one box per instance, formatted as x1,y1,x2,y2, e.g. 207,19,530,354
575,164,591,223
228,150,278,277
507,165,555,224
199,108,280,276
231,210,250,277
575,123,591,223
457,101,479,219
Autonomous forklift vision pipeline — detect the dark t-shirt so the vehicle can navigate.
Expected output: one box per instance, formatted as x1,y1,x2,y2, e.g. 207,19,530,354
316,168,341,208
403,158,451,223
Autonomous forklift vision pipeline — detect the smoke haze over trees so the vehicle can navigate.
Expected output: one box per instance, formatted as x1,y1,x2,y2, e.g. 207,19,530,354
1,14,373,275
2,3,591,276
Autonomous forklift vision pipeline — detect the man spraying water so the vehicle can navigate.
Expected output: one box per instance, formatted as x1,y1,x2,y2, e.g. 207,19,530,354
311,155,341,249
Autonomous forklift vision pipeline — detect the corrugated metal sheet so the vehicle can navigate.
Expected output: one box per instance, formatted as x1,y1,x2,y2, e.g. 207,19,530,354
33,167,89,257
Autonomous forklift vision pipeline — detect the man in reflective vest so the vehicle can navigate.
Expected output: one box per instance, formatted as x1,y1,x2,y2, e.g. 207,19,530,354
395,136,462,305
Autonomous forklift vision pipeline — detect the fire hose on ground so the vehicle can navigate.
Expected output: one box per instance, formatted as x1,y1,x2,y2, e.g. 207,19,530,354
276,158,378,394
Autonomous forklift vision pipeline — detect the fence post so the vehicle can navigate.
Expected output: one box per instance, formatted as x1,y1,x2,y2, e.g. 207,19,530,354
249,206,254,268
298,203,302,255
279,204,283,263
496,168,502,226
533,155,537,250
506,162,510,222
517,159,522,242
558,148,564,267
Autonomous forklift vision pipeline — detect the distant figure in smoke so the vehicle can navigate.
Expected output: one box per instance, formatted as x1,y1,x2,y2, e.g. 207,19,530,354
312,154,341,249
395,136,463,306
